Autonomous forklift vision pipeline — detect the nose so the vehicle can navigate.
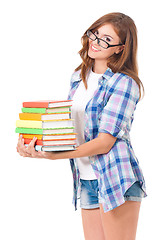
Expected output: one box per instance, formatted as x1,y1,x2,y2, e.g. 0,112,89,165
94,38,98,43
93,38,100,47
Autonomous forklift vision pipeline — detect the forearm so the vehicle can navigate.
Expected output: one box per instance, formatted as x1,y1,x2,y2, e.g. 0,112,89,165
46,134,116,160
17,133,116,160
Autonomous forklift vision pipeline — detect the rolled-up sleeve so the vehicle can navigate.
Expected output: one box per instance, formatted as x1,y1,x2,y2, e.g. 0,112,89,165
98,76,140,139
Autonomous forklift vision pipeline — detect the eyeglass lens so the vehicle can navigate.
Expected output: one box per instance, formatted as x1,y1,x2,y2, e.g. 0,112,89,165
87,30,109,49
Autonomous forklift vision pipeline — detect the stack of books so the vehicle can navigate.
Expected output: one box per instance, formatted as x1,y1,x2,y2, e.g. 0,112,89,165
15,100,77,151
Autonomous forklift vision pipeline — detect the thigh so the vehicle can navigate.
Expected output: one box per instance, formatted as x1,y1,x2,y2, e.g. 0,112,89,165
81,208,105,240
99,201,141,240
80,179,105,240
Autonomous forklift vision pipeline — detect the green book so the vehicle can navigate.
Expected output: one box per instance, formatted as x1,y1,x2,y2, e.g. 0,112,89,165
15,127,75,135
22,106,71,114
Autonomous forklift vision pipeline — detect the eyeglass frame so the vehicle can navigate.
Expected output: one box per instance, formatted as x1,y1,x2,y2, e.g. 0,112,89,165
86,30,123,49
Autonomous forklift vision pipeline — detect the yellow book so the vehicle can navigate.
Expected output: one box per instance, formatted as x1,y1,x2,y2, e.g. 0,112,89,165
16,119,74,129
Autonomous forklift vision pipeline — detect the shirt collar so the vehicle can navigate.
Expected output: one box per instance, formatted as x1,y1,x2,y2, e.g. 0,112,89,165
71,67,113,83
102,67,114,81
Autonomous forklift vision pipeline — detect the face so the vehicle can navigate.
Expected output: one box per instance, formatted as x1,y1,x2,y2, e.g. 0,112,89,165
88,24,124,62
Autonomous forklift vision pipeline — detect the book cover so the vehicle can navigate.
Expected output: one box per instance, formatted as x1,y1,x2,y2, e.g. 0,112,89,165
21,106,71,114
24,138,76,146
16,119,74,129
20,133,77,140
25,144,76,151
15,127,75,135
23,100,72,108
42,145,76,151
19,112,71,121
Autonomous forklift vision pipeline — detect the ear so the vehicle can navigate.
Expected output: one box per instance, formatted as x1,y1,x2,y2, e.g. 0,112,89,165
115,45,125,54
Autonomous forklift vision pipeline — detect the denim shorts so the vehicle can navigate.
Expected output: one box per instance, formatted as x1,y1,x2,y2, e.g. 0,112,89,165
80,179,145,209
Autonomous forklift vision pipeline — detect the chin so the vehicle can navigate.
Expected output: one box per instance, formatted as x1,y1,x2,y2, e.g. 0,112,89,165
88,50,96,59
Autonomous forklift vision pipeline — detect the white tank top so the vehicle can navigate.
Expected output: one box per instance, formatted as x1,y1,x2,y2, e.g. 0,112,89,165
71,69,103,180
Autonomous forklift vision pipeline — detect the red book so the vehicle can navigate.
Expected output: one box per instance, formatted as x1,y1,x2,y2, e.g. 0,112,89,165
23,100,72,108
24,138,76,146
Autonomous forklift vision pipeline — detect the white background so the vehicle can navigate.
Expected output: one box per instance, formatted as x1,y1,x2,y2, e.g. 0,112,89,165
0,0,158,239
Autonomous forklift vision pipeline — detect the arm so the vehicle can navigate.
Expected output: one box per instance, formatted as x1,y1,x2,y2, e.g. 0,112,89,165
16,133,117,160
48,132,117,160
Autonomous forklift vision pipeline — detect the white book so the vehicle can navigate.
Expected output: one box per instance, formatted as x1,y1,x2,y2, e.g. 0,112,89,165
25,144,76,152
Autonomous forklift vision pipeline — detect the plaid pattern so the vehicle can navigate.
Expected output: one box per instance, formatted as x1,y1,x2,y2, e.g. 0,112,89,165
67,67,147,213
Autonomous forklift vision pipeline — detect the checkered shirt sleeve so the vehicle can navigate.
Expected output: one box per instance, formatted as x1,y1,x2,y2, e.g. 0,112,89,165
98,76,140,139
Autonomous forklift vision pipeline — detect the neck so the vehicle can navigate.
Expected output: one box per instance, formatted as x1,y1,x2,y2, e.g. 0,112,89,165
93,59,108,74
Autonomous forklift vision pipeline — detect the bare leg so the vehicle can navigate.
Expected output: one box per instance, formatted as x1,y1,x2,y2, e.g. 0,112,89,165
100,201,141,240
81,208,105,240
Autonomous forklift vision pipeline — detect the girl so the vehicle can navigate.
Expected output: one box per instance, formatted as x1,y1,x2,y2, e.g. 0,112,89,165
17,12,147,240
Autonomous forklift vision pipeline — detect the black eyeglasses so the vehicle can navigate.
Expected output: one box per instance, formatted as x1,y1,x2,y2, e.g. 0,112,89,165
86,30,123,49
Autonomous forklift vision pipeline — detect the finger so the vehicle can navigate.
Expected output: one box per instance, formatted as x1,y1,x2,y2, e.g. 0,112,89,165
17,136,32,157
28,137,37,147
18,149,31,158
16,146,19,153
17,142,26,155
17,135,25,148
26,148,45,159
18,134,23,143
18,134,22,141
30,137,37,146
18,139,26,152
26,137,37,156
27,137,37,150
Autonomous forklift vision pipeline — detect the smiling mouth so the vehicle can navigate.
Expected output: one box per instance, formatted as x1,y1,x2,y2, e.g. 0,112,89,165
90,43,100,52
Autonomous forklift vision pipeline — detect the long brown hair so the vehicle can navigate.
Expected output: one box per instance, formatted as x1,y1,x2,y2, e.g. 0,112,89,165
75,12,144,101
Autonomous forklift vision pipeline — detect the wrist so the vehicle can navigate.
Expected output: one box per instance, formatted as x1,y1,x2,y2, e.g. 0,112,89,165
42,151,55,160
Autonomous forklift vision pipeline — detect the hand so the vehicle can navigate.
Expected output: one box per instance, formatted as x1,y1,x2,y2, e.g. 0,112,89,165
16,135,51,159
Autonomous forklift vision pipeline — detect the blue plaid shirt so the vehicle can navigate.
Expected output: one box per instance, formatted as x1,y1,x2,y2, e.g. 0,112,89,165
67,67,147,213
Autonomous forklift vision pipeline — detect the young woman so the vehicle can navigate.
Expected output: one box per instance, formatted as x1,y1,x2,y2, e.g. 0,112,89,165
17,12,147,240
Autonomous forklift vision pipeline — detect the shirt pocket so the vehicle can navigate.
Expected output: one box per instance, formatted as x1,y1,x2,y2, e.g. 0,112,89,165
86,89,108,119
